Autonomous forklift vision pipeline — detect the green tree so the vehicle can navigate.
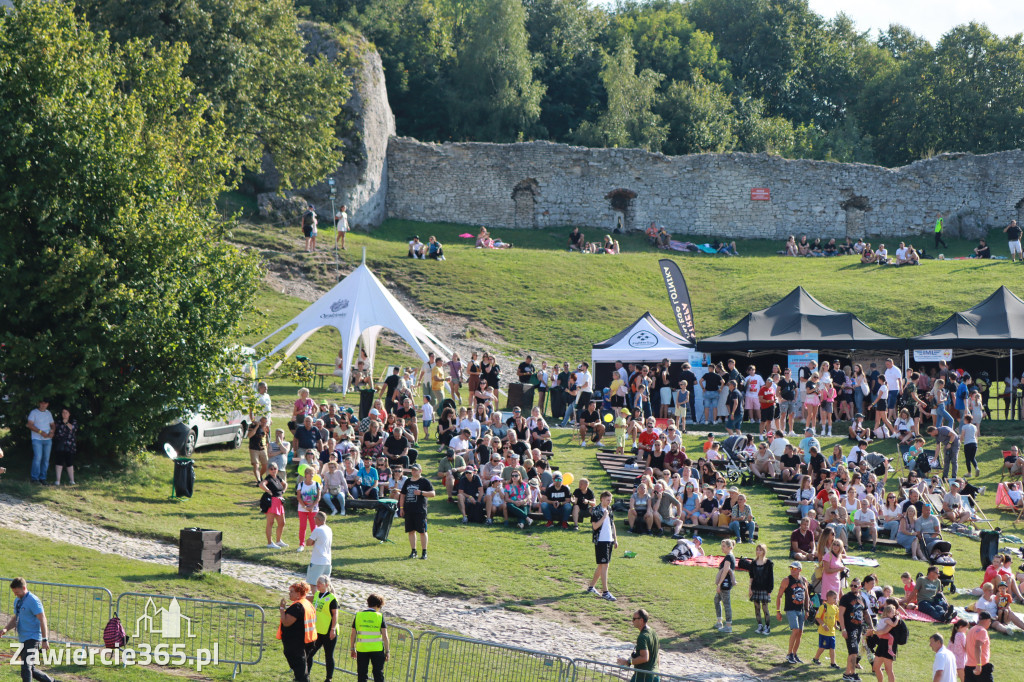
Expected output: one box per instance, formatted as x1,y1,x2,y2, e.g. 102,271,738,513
0,0,261,460
447,0,546,141
79,0,349,188
524,0,607,140
576,36,667,151
658,75,737,154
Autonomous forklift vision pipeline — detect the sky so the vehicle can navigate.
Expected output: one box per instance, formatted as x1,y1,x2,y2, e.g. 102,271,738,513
798,1,1023,45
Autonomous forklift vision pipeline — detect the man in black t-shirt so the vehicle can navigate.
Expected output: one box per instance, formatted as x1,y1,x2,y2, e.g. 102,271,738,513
517,355,536,384
542,473,572,527
399,464,435,559
293,416,323,458
679,362,698,422
570,478,596,529
384,427,412,467
395,397,418,442
838,578,873,678
383,367,402,413
700,370,722,425
457,467,484,523
578,400,606,447
1005,219,1023,263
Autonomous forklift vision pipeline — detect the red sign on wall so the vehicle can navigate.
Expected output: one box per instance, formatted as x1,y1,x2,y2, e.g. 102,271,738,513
750,188,771,201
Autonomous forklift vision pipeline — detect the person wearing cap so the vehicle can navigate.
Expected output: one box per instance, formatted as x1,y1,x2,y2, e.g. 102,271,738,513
578,400,606,448
542,472,572,528
776,561,810,664
484,476,506,524
941,480,972,525
964,611,994,682
399,464,434,559
457,466,484,524
438,449,466,501
26,399,55,484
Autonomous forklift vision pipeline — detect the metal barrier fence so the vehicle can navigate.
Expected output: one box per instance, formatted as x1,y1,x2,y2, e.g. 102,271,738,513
416,632,573,682
115,592,265,678
569,657,701,682
0,578,112,650
310,607,418,682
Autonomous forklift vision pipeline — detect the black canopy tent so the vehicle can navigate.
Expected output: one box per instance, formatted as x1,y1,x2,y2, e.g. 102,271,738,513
695,287,904,357
909,286,1024,419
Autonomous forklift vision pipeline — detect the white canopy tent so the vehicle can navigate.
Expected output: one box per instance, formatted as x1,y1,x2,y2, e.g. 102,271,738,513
592,312,695,364
256,251,451,393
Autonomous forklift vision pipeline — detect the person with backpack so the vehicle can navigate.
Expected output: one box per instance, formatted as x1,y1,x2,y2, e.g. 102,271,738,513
585,491,619,602
300,204,318,253
776,561,810,664
870,604,908,682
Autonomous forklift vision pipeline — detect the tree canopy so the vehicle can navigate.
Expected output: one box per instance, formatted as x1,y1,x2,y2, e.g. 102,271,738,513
78,0,351,188
311,0,1024,166
0,0,261,459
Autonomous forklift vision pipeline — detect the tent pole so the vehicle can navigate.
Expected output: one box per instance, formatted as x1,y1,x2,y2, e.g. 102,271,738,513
1011,351,1015,421
903,348,910,373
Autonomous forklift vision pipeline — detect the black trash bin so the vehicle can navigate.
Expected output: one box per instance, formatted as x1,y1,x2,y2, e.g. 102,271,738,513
172,458,195,499
179,528,222,575
372,500,398,543
980,529,1001,570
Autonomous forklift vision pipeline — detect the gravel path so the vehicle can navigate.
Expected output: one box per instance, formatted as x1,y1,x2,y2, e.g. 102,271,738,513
0,492,759,681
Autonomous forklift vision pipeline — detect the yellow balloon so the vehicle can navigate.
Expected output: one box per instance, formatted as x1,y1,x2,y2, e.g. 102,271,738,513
297,463,308,477
603,413,614,423
313,474,322,484
562,472,574,486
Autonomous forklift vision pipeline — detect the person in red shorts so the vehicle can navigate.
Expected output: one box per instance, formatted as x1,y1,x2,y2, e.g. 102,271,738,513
759,377,778,439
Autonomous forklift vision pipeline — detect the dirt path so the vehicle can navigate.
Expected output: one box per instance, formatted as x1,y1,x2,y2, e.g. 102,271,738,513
0,492,759,681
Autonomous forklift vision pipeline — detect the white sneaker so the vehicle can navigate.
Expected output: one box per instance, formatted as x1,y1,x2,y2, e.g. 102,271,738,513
580,441,587,447
594,441,604,448
266,543,278,549
756,624,765,634
275,541,288,548
526,517,534,526
296,545,305,552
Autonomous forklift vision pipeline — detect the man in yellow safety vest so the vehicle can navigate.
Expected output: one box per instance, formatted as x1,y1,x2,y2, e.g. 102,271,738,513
351,593,389,682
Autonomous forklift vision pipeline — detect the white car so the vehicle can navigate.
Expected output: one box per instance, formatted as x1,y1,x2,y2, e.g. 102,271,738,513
157,407,248,458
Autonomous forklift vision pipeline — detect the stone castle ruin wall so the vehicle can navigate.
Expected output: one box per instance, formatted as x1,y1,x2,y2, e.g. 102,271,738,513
385,138,1024,240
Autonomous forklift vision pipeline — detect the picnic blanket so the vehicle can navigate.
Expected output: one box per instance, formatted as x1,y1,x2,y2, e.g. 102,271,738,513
458,233,474,238
844,555,880,567
671,555,724,568
667,240,698,252
696,244,718,254
902,608,939,623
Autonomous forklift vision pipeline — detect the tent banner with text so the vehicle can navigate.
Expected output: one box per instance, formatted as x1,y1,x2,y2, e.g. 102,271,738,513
658,259,696,345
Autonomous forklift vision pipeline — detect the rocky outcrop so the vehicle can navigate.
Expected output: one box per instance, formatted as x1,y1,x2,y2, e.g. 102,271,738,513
256,23,395,229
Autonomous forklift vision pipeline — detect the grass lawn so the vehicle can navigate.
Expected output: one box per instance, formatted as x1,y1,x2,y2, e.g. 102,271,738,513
233,218,1024,370
5,420,1024,681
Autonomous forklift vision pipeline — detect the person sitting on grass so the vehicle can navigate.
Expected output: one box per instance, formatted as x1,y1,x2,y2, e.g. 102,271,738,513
542,471,572,528
696,484,719,526
627,481,653,534
457,466,484,523
729,494,756,544
484,477,505,524
503,470,532,528
790,516,816,561
408,235,426,259
571,478,596,530
784,235,798,256
973,238,991,259
568,227,585,252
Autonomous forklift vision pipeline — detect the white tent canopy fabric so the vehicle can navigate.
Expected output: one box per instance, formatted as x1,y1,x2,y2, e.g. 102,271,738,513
256,253,451,393
591,312,694,364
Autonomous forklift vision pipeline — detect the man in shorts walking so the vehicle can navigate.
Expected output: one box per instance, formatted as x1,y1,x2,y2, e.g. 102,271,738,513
399,464,435,560
1004,219,1022,263
585,491,619,602
777,561,810,664
839,577,874,681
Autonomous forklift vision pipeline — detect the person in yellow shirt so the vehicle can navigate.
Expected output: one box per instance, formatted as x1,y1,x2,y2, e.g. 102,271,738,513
431,357,448,403
813,590,840,668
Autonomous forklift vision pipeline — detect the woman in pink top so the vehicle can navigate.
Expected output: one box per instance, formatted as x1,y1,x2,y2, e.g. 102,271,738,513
292,387,317,426
819,382,837,437
820,538,846,599
949,620,968,681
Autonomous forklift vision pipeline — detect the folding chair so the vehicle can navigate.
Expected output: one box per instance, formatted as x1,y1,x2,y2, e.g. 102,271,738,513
994,483,1024,522
1000,451,1022,482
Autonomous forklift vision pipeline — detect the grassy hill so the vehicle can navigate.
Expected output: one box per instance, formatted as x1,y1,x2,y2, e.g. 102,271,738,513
235,217,1021,372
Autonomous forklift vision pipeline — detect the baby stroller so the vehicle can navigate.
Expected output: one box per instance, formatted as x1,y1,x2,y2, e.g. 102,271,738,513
931,554,958,594
719,435,754,486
